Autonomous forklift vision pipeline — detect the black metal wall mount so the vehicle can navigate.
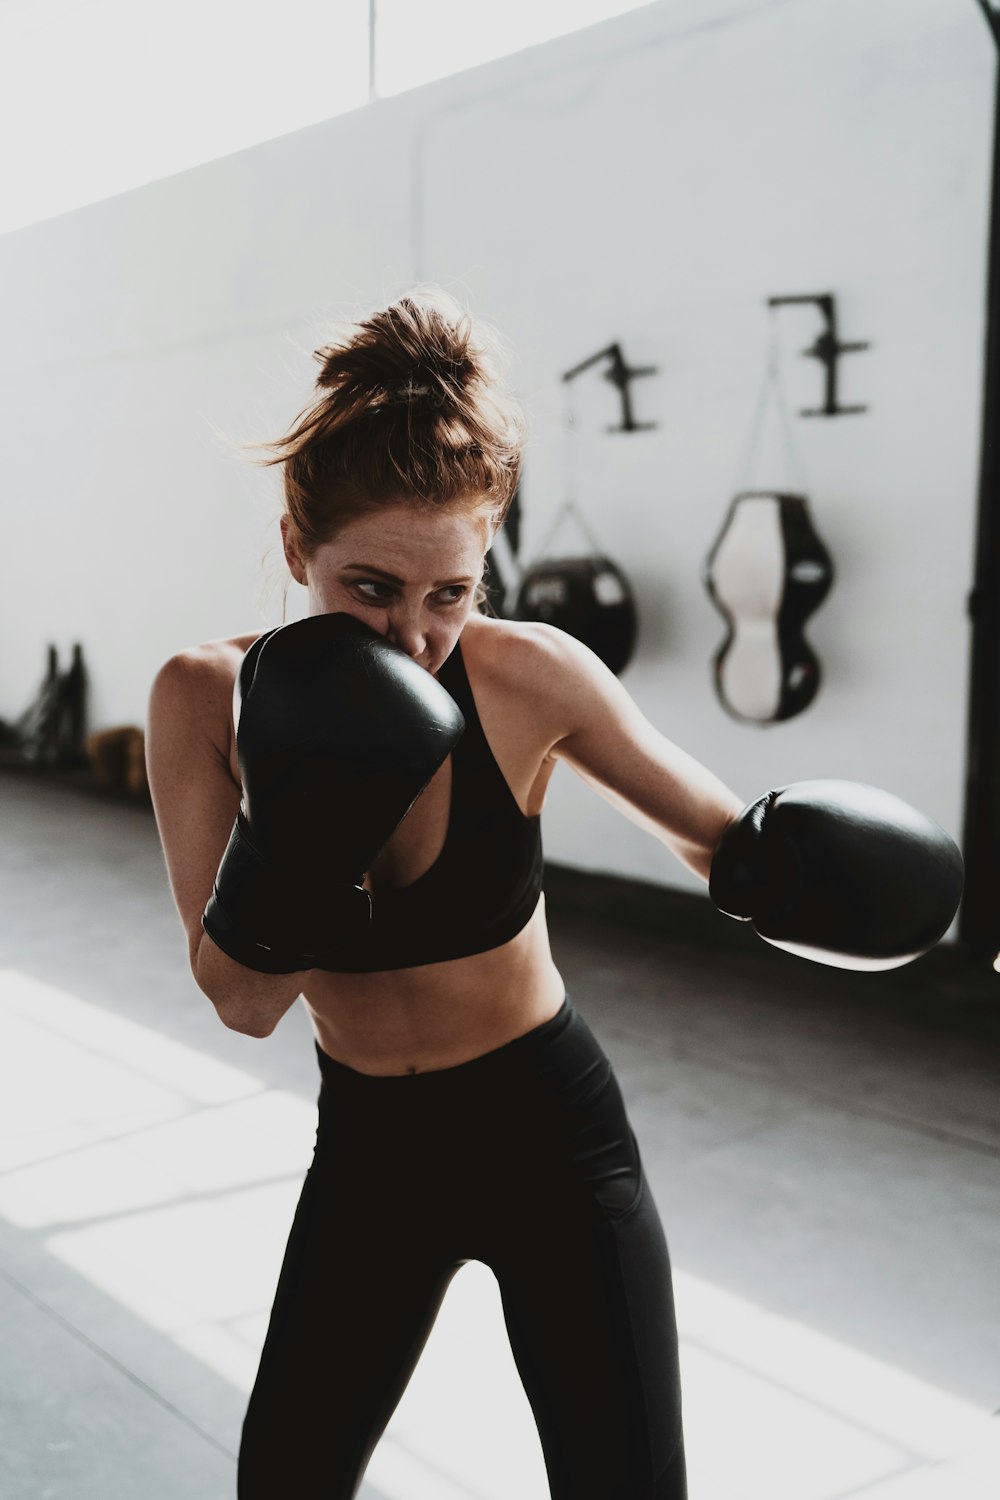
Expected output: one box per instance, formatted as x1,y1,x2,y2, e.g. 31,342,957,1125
561,342,659,432
767,293,870,416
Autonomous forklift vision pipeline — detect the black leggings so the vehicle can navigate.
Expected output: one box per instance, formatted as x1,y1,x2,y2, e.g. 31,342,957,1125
238,996,687,1498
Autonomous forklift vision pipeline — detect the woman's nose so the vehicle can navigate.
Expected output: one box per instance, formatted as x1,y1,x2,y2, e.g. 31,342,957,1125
385,607,427,661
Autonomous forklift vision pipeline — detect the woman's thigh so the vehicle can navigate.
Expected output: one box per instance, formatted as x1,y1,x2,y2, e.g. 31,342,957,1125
491,1072,686,1499
238,1141,463,1500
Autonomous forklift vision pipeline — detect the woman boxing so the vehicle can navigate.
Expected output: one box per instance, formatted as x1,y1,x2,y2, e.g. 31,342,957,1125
146,289,962,1499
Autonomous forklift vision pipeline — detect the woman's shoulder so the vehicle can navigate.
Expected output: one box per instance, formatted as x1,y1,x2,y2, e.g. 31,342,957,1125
459,613,612,756
156,630,263,682
149,631,265,776
460,613,602,696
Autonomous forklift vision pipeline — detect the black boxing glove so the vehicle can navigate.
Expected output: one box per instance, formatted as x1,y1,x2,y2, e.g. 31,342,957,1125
203,613,465,973
709,779,964,971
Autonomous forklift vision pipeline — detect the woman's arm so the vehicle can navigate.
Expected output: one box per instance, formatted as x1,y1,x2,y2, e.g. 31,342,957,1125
517,624,962,971
708,781,965,969
145,648,308,1036
524,624,745,882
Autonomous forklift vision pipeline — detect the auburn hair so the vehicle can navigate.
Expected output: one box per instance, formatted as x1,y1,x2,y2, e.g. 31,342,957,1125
256,286,526,612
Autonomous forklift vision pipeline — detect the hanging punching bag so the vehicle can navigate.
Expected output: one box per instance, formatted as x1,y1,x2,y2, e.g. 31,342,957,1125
704,491,833,724
513,554,638,676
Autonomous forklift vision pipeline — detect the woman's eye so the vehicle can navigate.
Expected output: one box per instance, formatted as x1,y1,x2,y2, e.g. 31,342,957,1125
350,581,467,605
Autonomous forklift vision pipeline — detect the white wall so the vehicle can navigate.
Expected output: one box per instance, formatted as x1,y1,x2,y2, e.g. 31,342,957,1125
0,0,990,900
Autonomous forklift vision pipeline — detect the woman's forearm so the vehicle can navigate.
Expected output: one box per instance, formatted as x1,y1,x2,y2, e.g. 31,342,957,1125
193,930,309,1037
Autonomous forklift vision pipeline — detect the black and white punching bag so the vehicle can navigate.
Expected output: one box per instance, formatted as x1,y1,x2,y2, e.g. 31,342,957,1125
704,491,833,724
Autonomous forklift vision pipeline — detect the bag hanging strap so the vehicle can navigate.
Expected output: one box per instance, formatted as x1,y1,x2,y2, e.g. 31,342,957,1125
529,389,613,564
732,306,811,498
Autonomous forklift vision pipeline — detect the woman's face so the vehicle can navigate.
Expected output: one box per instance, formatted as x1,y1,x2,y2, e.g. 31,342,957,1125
281,503,494,676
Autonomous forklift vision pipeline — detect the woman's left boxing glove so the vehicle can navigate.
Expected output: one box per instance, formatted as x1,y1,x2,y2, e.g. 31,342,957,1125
709,779,964,971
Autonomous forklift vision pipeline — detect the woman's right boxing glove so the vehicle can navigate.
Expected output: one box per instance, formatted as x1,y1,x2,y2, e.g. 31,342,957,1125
202,612,465,974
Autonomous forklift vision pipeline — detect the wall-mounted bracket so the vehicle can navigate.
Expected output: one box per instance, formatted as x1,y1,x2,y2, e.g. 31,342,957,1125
561,342,659,432
767,293,870,416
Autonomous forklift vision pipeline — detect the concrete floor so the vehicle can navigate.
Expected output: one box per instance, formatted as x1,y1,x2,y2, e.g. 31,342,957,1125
0,768,998,1499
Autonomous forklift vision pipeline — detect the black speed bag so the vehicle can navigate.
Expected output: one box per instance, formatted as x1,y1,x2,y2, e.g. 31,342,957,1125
512,555,638,675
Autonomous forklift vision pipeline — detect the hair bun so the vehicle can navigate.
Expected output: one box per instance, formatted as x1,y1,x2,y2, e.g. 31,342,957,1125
259,286,524,567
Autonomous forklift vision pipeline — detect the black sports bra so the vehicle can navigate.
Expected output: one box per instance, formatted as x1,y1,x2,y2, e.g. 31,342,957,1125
315,635,544,972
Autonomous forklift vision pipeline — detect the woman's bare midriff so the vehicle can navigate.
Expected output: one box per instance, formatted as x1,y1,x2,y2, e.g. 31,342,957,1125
301,900,567,1076
213,613,567,1076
